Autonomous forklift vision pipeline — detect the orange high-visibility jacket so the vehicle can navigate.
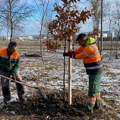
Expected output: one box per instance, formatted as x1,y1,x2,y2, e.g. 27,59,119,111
74,41,102,74
0,48,20,75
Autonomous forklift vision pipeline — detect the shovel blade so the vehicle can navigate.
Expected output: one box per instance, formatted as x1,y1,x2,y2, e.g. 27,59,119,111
37,89,49,101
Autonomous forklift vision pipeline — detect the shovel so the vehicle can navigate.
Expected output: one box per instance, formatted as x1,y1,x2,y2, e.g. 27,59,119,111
0,74,49,101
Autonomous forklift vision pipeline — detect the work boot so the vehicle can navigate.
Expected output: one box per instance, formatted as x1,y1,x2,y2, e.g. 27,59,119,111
4,98,11,105
94,100,103,110
18,96,25,102
80,106,93,113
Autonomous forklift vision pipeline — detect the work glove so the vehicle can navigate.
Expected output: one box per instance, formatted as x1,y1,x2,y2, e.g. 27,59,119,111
63,50,76,58
63,52,69,57
63,50,74,57
68,50,75,58
10,76,16,82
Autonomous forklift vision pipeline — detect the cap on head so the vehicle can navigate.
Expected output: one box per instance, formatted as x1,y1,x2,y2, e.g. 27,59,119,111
8,42,17,48
76,33,87,41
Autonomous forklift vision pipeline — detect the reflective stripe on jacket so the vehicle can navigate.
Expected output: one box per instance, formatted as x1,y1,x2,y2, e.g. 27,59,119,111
74,43,102,74
86,96,96,104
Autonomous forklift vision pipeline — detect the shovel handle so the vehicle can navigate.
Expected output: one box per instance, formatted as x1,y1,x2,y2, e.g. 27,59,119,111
0,74,34,88
0,74,48,100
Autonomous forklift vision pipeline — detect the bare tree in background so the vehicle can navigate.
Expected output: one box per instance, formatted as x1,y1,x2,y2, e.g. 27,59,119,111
87,0,101,52
43,11,54,52
112,0,120,59
87,0,109,52
88,0,101,30
34,0,50,56
108,2,114,60
0,0,33,42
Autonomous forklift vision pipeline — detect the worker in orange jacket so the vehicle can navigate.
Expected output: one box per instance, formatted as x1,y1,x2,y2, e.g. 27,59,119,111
0,42,24,104
63,33,103,113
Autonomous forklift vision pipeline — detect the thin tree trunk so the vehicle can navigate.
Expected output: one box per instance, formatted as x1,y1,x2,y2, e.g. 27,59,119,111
46,31,49,52
109,36,113,60
7,27,9,42
100,0,103,55
94,25,99,50
109,19,112,60
115,33,119,59
10,25,13,42
39,24,43,57
72,38,75,51
39,0,49,56
9,0,13,42
63,37,67,102
39,22,45,64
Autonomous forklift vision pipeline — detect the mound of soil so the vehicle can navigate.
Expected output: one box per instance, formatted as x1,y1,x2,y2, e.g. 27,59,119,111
0,89,118,120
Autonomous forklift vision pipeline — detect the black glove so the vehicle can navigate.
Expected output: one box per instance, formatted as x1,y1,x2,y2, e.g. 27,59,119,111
63,51,76,58
68,51,75,58
63,52,69,57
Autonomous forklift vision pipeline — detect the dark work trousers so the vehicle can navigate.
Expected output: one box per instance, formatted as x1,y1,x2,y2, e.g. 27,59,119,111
0,71,24,102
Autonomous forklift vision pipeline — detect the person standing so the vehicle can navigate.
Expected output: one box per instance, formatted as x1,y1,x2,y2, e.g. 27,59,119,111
63,33,103,113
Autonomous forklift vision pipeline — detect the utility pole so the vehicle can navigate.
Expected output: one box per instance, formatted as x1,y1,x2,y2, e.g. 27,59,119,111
100,0,103,55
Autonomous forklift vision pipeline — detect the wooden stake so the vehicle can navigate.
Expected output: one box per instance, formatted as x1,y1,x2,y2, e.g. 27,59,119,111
68,36,72,105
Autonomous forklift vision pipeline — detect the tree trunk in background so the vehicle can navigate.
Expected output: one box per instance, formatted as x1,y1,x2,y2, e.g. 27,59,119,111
39,27,43,57
115,32,119,59
46,31,49,52
9,0,13,42
93,21,100,51
109,36,113,60
39,15,44,56
108,18,112,60
10,25,13,42
100,0,103,55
